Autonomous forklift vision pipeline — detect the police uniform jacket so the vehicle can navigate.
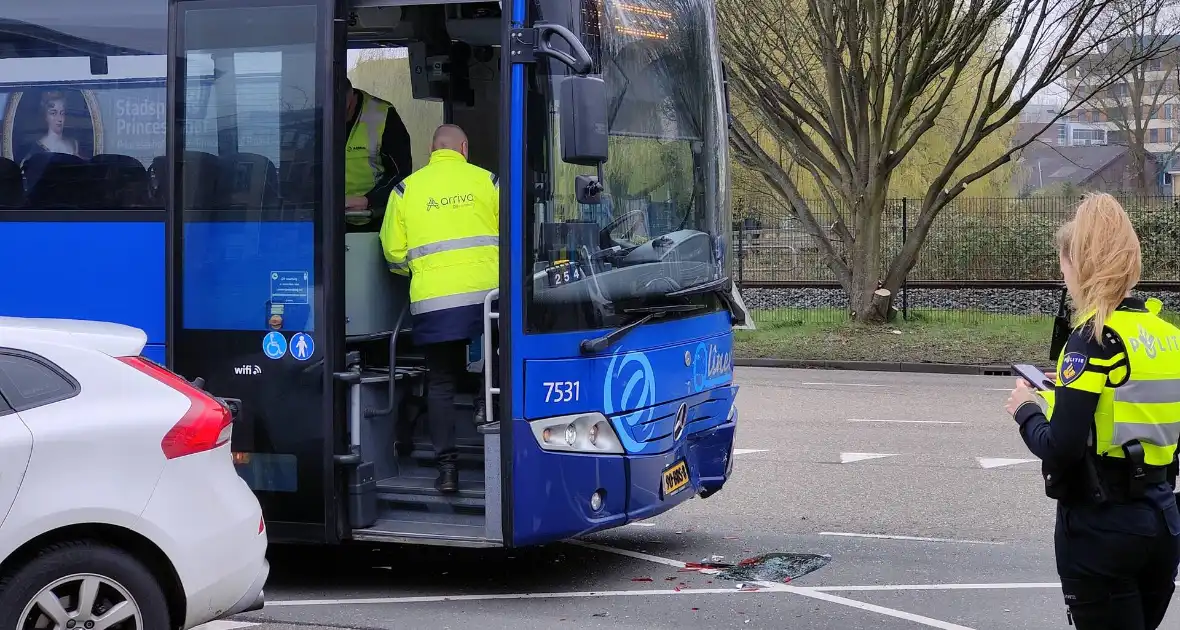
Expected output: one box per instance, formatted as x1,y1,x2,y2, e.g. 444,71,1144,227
1015,297,1180,536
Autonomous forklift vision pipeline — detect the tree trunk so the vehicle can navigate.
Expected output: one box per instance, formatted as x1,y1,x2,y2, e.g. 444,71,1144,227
865,289,893,322
848,197,889,323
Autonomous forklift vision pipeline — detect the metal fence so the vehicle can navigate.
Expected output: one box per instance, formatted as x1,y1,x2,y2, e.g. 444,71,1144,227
733,196,1180,325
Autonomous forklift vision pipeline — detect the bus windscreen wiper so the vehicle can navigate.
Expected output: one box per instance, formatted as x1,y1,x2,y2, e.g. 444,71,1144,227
579,304,705,355
666,276,747,326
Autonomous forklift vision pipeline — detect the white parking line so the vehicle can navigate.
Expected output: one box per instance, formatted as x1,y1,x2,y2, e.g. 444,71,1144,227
839,452,897,464
847,419,962,425
571,540,978,630
769,586,974,630
810,583,1061,592
733,448,769,455
803,382,885,387
267,588,778,606
818,532,1005,545
977,457,1037,469
193,623,259,629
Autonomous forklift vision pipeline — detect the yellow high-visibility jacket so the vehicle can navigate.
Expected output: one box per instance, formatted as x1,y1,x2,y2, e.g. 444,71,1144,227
379,149,499,343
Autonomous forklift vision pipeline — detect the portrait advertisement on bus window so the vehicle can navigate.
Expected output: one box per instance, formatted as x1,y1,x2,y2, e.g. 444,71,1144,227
0,87,102,165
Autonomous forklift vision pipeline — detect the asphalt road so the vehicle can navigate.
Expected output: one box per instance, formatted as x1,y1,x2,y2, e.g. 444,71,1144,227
206,368,1180,630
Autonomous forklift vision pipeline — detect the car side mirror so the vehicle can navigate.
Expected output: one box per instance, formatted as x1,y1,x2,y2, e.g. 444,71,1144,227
560,75,608,166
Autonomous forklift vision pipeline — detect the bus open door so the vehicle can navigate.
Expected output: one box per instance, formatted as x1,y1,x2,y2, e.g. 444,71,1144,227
168,0,348,544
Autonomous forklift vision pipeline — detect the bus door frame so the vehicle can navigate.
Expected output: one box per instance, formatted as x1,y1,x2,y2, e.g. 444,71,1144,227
166,0,350,544
498,0,521,547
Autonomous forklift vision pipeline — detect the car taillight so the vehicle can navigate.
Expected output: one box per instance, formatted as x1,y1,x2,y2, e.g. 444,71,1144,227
118,357,233,459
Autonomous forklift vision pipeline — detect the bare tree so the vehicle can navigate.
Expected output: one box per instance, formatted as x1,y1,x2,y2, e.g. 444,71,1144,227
721,0,1177,322
1078,0,1180,193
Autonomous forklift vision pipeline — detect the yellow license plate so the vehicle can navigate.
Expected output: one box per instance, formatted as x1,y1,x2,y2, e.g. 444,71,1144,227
661,460,689,497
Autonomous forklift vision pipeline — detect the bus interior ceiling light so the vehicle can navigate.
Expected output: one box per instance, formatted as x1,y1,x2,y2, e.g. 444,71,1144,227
531,413,624,454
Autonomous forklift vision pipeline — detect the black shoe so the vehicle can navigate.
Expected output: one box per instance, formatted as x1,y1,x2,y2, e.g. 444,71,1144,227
473,397,487,426
435,462,459,494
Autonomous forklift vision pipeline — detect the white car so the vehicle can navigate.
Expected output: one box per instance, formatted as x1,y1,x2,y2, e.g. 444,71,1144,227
0,317,268,629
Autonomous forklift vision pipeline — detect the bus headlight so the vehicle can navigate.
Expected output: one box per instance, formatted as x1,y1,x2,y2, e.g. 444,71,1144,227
531,413,623,454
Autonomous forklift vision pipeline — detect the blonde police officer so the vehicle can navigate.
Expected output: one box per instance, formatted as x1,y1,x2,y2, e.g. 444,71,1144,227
342,77,412,232
379,124,498,493
1006,193,1180,630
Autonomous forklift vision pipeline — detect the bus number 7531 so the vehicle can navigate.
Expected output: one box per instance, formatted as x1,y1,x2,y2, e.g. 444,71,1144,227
543,381,581,403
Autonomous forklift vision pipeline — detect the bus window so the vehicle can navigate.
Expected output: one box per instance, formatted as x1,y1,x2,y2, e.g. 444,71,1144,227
348,49,443,177
0,0,169,362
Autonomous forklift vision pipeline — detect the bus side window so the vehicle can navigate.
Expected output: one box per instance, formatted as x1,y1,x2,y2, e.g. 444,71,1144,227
0,1,170,352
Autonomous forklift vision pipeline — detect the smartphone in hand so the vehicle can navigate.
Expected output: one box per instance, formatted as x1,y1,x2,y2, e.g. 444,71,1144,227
1012,364,1055,391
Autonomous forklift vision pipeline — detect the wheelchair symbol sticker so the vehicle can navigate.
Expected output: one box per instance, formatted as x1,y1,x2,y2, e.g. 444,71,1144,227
263,331,287,360
291,332,314,361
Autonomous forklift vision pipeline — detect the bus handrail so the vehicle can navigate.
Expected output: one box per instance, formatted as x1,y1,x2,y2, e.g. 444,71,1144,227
363,301,409,419
483,288,500,425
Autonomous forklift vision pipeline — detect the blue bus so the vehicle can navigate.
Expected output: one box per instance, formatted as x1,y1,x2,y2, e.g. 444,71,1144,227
0,0,745,548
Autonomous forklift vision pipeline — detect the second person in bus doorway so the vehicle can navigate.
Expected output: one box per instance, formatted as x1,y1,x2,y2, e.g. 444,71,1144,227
380,124,499,493
1005,193,1180,629
342,76,413,231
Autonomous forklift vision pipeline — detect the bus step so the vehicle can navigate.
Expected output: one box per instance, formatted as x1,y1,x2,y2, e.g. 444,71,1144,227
353,516,493,547
405,450,483,469
377,475,486,508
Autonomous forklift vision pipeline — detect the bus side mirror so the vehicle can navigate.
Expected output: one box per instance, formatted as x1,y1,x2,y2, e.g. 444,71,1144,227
560,75,608,166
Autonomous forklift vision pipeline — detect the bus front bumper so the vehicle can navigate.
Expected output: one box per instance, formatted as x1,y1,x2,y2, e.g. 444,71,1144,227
510,406,738,546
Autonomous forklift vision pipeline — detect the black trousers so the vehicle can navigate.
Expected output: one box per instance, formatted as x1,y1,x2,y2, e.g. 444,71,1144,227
1055,502,1180,629
422,340,468,465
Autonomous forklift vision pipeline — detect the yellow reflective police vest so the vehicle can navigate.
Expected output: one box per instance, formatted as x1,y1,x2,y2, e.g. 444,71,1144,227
379,149,499,324
1044,301,1180,467
344,90,390,198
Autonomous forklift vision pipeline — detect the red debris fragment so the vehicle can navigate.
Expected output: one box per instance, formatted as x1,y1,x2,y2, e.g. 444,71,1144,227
692,608,699,611
632,577,653,582
738,557,758,567
783,577,792,583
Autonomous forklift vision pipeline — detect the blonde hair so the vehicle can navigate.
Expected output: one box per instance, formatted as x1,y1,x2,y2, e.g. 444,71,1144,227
1055,193,1141,343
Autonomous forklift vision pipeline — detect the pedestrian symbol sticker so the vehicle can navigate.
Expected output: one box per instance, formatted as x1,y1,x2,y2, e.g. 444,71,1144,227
291,332,314,361
263,332,287,360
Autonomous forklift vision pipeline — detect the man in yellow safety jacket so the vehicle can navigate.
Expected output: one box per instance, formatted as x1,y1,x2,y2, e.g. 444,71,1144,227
343,77,412,232
379,124,499,493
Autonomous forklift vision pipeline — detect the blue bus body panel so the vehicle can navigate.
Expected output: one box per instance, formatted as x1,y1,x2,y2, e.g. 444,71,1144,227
511,311,738,546
0,221,166,359
182,222,316,332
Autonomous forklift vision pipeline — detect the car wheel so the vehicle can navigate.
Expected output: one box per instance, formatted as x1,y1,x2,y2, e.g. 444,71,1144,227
0,540,171,629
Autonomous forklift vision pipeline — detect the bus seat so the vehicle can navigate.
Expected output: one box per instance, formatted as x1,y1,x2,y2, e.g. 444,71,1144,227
0,157,24,208
148,156,168,208
24,153,96,209
91,154,150,208
221,152,280,211
180,150,227,212
344,232,410,339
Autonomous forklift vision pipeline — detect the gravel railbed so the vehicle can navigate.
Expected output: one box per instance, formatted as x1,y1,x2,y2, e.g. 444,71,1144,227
743,287,1180,316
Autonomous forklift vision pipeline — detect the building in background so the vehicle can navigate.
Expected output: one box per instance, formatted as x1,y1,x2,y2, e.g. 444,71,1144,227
1055,34,1180,195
